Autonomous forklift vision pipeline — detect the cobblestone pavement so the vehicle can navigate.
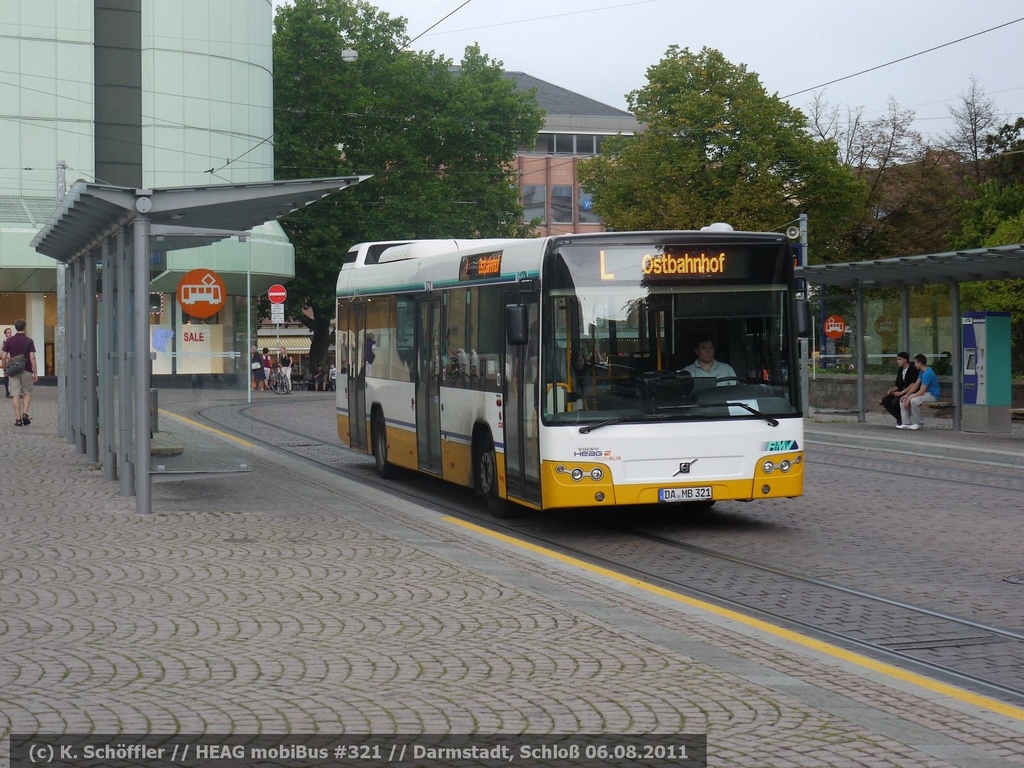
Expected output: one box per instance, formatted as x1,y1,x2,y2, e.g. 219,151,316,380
4,387,1024,767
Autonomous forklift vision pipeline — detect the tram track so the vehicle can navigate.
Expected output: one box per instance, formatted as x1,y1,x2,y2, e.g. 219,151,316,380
191,397,1024,707
808,444,1024,491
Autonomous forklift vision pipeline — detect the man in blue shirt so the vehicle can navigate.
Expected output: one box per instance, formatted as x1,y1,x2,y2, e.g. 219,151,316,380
898,354,941,430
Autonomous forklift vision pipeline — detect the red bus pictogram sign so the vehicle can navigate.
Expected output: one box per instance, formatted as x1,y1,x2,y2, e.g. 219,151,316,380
823,314,847,340
177,269,227,319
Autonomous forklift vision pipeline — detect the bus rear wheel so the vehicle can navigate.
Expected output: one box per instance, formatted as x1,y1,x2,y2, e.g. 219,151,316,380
475,436,512,518
371,411,399,479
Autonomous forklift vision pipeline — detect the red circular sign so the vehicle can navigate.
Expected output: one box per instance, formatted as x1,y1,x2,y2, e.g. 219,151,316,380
177,268,227,319
823,314,847,340
268,284,287,304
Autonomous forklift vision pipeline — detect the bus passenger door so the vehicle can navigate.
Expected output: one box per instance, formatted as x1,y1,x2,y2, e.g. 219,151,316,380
416,298,443,475
347,302,368,451
503,291,541,505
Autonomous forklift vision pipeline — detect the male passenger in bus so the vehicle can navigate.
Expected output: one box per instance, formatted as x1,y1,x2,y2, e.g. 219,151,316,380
880,351,918,427
683,333,737,385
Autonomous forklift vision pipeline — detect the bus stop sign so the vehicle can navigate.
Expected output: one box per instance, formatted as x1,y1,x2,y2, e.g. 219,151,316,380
268,284,287,304
823,314,846,340
177,268,227,319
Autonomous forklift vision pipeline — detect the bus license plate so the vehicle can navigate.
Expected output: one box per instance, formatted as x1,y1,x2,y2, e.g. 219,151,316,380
659,487,713,503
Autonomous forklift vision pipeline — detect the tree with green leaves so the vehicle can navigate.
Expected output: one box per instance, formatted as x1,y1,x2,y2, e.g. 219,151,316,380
809,96,963,261
577,46,863,261
273,0,543,368
949,116,1024,371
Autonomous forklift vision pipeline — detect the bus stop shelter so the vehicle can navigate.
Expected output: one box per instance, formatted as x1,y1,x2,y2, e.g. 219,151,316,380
30,177,368,514
797,243,1024,430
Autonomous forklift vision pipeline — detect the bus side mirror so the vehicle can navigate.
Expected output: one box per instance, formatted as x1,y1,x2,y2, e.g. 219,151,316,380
506,304,529,346
796,298,812,338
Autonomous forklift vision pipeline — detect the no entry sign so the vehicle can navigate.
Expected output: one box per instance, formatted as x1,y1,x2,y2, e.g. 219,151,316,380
268,284,287,304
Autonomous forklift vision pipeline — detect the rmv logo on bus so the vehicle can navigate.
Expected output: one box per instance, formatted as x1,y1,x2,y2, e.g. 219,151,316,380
762,440,799,452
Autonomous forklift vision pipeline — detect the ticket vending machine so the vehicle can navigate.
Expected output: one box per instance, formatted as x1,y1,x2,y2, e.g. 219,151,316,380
961,311,1012,434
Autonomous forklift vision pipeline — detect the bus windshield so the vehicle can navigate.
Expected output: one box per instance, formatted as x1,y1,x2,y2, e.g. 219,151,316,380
542,241,800,425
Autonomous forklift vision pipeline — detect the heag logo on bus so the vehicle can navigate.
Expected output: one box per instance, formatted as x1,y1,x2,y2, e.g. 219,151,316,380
574,448,609,458
761,440,799,451
642,251,726,276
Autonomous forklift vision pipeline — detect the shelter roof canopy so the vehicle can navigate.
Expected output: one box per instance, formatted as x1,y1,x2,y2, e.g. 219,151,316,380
30,176,370,263
797,244,1024,289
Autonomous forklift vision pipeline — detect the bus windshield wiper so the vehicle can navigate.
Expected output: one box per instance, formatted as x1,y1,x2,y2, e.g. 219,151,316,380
727,401,779,427
578,413,669,434
579,415,630,434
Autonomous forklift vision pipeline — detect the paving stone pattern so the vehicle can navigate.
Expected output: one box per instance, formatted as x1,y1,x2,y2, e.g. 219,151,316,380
2,389,1024,767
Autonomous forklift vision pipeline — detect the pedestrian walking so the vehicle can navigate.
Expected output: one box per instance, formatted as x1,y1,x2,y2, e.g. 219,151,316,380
1,319,38,426
2,327,12,398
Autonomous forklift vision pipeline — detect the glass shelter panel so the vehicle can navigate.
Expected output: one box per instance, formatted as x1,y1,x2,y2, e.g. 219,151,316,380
148,292,254,479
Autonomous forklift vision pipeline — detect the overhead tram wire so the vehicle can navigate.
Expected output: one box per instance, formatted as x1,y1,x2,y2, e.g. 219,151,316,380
409,0,670,38
407,0,477,47
782,16,1024,99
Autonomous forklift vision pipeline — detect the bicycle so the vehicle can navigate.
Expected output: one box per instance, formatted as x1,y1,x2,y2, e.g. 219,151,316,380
267,364,289,395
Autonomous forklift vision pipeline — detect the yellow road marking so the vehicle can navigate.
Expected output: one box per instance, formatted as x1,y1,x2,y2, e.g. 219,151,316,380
158,410,254,449
443,515,1024,721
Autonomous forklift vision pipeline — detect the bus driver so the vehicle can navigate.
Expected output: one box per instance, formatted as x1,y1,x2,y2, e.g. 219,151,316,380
683,333,737,385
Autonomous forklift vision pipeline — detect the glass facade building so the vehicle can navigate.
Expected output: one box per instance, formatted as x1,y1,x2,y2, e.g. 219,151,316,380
0,0,293,375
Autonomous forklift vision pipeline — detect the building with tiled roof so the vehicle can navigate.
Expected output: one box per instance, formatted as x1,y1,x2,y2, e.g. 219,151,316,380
503,71,642,236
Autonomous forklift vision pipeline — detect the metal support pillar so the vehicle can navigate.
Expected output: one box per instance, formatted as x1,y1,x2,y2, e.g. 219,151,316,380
77,260,87,454
900,285,911,355
855,285,866,422
799,213,809,418
133,217,152,514
951,281,962,431
84,250,99,462
56,161,67,438
118,230,134,497
101,239,117,481
70,259,84,452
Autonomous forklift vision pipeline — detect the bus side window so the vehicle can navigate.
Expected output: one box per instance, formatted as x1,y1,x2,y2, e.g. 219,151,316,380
476,287,503,392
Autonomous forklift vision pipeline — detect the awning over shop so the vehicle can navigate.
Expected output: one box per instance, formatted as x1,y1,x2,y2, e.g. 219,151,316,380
258,335,311,354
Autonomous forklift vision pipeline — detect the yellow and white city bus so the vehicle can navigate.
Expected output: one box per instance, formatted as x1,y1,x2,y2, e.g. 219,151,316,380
336,227,809,516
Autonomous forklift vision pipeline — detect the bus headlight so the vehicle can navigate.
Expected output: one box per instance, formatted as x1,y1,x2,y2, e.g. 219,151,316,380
780,460,791,472
761,460,775,474
570,468,584,481
590,467,604,481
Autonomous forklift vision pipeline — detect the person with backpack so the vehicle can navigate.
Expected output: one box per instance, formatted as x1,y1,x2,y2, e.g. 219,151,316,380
1,319,38,426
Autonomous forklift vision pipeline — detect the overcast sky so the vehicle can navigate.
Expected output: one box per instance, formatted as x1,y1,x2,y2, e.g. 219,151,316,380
273,0,1024,141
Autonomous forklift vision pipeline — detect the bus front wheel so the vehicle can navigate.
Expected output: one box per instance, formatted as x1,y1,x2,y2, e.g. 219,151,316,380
372,411,399,479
